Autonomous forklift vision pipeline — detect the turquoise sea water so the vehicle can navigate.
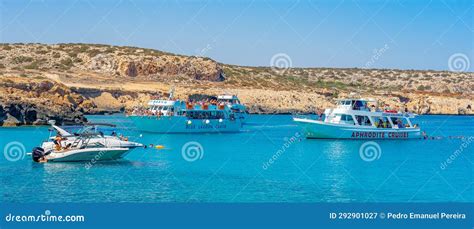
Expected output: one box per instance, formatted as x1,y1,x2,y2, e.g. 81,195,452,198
1,115,473,203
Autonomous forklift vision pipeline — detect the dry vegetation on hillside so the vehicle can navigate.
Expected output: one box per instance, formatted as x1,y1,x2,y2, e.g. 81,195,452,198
0,43,472,126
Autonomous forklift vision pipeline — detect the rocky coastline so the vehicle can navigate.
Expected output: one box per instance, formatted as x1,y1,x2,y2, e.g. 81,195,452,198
0,43,472,126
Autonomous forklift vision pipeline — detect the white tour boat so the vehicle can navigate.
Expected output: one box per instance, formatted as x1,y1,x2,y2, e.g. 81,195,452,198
128,96,243,133
293,98,421,139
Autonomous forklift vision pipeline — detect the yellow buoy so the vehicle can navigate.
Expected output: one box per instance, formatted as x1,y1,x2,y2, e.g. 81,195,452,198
155,145,165,149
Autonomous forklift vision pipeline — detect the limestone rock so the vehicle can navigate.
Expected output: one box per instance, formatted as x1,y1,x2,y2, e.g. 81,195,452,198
2,113,20,126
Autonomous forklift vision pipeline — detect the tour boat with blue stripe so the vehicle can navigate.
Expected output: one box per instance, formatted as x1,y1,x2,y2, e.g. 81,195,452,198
128,94,243,133
293,98,421,139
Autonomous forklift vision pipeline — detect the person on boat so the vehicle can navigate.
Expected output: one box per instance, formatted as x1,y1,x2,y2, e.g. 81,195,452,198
352,101,359,110
397,119,404,128
111,131,117,137
383,120,388,128
316,109,323,120
377,119,384,128
397,106,403,113
119,134,128,141
370,105,376,112
53,133,63,151
365,119,371,126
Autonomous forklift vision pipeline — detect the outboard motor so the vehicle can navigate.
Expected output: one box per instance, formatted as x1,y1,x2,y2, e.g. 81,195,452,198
32,147,45,162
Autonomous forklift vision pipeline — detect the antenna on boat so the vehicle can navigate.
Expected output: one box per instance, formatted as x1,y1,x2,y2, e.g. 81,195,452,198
169,86,175,100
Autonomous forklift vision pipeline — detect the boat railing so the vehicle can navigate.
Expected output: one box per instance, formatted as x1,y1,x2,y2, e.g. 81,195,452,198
292,114,322,120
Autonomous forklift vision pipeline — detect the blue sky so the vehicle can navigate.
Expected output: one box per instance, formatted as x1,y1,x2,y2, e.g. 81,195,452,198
0,0,472,71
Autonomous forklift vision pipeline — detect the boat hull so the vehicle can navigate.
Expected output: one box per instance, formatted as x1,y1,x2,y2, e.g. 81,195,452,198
46,148,130,162
294,118,421,139
129,116,242,133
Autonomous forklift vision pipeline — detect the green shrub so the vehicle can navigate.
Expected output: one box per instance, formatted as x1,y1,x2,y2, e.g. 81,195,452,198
35,50,48,55
24,61,40,69
12,56,33,64
87,49,101,57
59,58,73,70
104,47,115,53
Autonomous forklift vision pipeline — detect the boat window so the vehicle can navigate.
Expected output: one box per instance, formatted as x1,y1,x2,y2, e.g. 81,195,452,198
353,100,369,111
341,114,355,124
390,117,410,128
373,117,392,128
344,100,351,105
355,115,372,126
186,110,225,119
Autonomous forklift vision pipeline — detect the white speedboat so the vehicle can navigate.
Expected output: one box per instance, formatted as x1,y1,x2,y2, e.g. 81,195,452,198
33,147,130,162
293,98,422,139
32,123,143,162
40,124,143,152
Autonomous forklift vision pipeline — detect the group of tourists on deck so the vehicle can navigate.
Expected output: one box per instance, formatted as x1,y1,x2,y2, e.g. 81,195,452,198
131,97,231,117
374,118,408,128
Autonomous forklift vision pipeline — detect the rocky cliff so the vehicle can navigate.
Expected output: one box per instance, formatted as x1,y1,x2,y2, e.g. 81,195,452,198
0,43,472,126
0,76,92,126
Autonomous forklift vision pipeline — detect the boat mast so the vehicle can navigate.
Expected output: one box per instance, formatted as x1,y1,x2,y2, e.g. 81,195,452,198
168,86,175,100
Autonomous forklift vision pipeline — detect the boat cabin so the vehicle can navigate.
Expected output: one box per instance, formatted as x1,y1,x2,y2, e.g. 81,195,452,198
217,95,241,105
147,100,178,116
325,99,417,129
336,99,371,111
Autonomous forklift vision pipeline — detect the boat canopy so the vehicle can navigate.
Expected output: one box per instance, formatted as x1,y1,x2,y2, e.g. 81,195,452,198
51,125,72,136
83,123,116,127
217,95,238,100
148,100,176,106
50,123,116,138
